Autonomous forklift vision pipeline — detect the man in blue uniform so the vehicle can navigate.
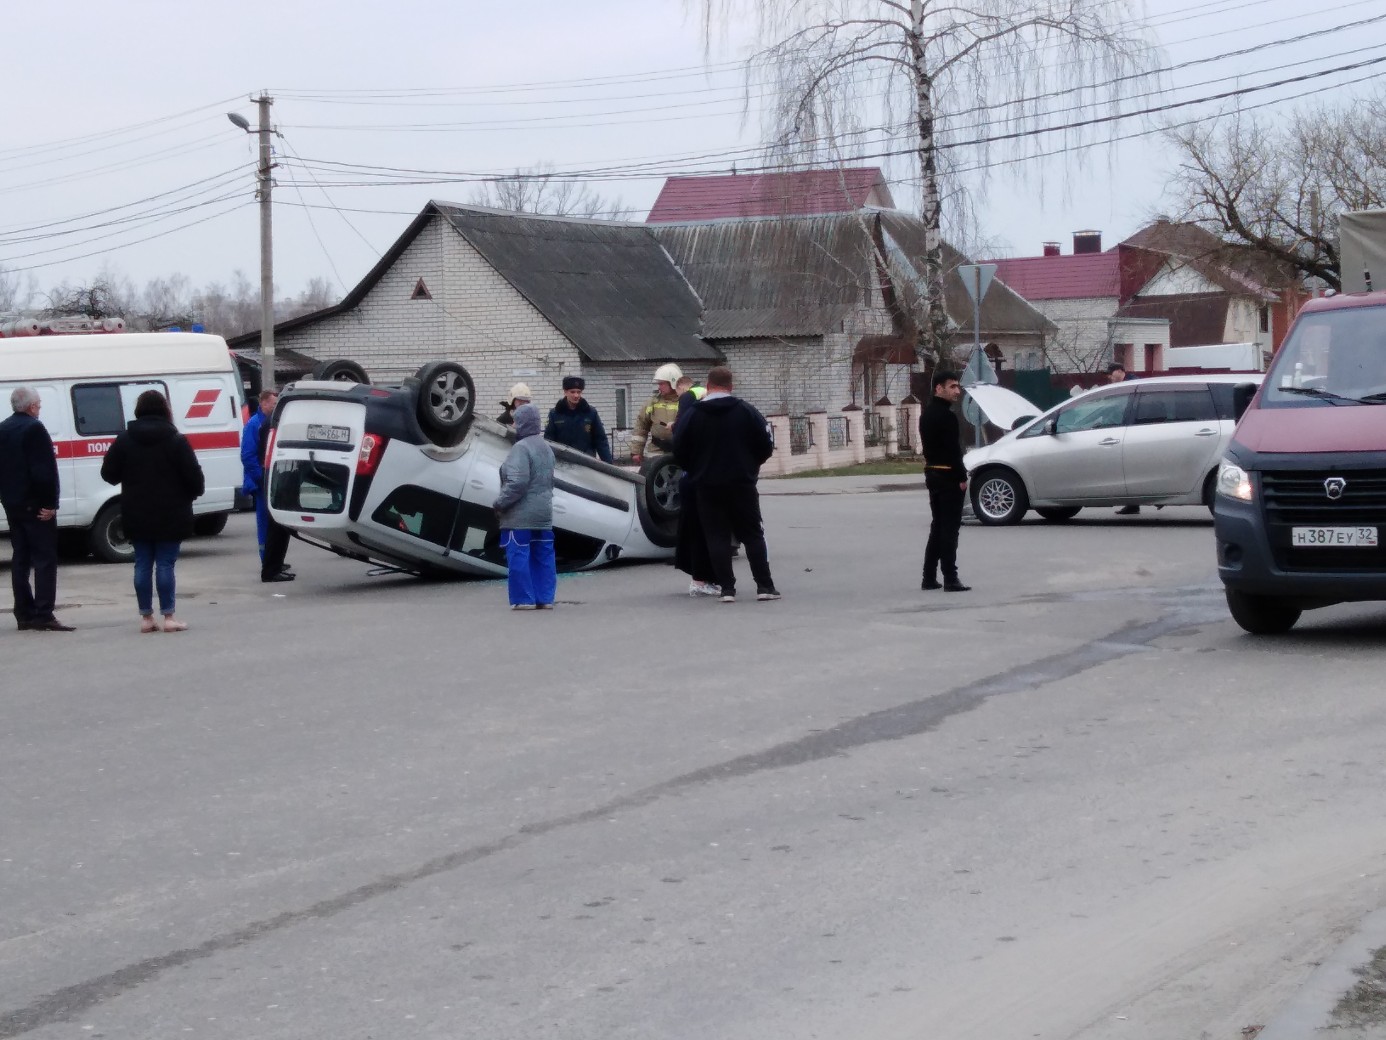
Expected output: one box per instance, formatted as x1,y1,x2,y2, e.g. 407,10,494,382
544,376,612,463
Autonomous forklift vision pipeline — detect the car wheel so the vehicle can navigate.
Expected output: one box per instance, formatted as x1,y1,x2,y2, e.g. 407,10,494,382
971,469,1029,525
311,358,371,385
1225,589,1301,635
641,455,681,522
414,361,476,446
57,530,90,560
192,512,230,537
1035,506,1081,523
89,502,134,563
1202,470,1218,514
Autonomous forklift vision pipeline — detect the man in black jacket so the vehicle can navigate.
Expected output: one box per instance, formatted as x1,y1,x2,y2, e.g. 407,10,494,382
544,376,612,463
919,369,971,592
0,387,74,630
672,366,780,603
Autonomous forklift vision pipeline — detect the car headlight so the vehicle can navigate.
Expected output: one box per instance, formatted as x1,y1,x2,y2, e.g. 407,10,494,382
1216,458,1254,502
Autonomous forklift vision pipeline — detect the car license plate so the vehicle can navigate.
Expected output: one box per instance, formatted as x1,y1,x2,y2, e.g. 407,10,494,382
1291,526,1379,547
307,424,351,444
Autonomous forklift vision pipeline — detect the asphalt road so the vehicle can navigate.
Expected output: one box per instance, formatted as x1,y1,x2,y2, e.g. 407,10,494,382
4,490,1386,1040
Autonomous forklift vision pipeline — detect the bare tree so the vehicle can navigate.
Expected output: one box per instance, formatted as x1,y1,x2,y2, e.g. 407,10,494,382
692,0,1154,360
469,162,634,219
1166,92,1386,291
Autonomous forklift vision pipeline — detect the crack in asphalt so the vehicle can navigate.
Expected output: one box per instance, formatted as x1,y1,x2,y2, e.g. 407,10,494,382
0,590,1226,1037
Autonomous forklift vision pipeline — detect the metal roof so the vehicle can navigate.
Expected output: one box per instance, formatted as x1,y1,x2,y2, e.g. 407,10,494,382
646,168,893,223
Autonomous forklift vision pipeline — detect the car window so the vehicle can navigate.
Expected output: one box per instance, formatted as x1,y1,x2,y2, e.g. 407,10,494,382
1132,387,1217,425
1054,391,1130,434
71,384,125,436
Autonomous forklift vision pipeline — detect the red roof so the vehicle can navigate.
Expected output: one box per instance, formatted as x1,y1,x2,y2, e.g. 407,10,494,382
986,252,1122,301
646,168,893,223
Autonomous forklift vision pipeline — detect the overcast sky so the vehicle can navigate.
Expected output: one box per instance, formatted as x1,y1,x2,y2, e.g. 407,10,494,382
2,0,1383,306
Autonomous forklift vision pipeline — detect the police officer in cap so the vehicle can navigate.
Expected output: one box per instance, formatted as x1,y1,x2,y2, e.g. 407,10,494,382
544,376,612,463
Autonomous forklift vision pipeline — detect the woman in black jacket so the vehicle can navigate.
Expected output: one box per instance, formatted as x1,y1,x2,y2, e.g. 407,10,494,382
101,390,205,633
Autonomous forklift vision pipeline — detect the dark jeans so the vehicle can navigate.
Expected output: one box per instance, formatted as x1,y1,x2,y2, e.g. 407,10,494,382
697,483,773,595
673,476,715,584
261,516,292,580
132,539,181,616
924,474,966,582
5,509,58,625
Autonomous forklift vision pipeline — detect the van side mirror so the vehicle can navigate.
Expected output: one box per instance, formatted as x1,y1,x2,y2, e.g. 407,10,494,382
1232,382,1257,421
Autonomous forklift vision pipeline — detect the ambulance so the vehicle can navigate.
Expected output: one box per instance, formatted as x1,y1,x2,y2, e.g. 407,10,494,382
0,330,245,561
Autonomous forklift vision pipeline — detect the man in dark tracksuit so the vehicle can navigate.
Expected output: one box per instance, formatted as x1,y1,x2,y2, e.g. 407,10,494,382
919,369,971,592
672,366,780,603
0,387,74,630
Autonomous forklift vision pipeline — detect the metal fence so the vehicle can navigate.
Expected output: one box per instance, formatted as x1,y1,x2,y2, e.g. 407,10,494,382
896,407,914,452
863,411,888,447
826,415,849,451
789,416,812,455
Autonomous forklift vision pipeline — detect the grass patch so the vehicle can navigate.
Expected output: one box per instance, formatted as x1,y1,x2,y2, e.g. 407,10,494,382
1332,944,1386,1028
778,457,924,479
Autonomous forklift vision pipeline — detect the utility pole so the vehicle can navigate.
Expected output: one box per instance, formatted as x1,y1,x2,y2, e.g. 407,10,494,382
255,94,276,394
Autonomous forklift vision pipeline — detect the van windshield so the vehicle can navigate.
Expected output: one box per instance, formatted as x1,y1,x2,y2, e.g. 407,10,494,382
1263,304,1386,407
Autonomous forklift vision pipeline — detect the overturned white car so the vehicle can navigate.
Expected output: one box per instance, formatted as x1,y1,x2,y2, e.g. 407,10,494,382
265,361,679,577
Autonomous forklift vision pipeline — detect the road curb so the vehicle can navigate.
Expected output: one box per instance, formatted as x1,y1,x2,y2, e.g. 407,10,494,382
1259,907,1386,1038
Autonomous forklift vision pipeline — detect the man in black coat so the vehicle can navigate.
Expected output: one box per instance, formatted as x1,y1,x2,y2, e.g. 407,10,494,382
0,387,73,631
919,369,971,592
544,376,612,463
672,366,779,603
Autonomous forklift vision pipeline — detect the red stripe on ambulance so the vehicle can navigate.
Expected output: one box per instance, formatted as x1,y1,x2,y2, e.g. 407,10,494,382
53,430,240,459
184,388,222,419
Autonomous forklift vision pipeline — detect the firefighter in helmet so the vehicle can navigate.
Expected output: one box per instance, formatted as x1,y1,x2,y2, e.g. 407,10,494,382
629,363,683,464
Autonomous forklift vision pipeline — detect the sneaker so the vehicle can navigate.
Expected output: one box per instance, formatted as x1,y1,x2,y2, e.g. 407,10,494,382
719,593,736,603
756,587,782,601
688,582,722,597
535,603,553,610
510,603,536,611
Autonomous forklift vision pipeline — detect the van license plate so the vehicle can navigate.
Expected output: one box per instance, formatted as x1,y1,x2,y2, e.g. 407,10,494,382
1291,526,1378,547
307,424,351,444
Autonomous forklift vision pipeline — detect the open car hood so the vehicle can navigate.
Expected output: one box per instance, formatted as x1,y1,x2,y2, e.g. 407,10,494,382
963,383,1041,431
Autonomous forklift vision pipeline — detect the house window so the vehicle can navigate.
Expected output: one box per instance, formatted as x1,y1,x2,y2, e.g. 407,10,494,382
614,387,629,429
1259,305,1270,334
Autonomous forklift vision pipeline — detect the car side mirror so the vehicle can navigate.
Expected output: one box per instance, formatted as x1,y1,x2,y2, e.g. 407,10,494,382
1232,382,1257,420
1043,418,1057,436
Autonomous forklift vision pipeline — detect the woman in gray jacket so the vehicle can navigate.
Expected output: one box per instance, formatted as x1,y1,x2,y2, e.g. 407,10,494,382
493,403,557,609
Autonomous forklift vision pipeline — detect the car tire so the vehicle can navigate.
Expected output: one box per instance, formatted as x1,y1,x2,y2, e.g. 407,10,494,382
414,361,476,446
57,530,90,560
1225,589,1301,635
640,455,681,522
192,512,230,537
311,358,371,385
1202,469,1218,514
1035,506,1081,523
89,502,134,563
971,469,1029,525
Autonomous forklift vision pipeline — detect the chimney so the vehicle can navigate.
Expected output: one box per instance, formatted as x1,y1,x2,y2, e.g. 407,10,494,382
1042,241,1061,257
1073,230,1102,255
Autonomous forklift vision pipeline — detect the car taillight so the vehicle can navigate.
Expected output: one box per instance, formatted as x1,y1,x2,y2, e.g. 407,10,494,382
357,433,387,475
263,428,277,467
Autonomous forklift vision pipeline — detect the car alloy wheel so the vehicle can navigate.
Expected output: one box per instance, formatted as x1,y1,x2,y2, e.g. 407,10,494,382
973,470,1028,525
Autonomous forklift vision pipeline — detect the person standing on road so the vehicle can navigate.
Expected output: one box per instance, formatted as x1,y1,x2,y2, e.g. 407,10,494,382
494,404,557,610
671,375,717,597
919,369,971,592
1105,363,1144,515
629,364,682,464
0,387,73,632
672,366,779,604
544,376,612,463
241,390,294,583
100,390,205,633
495,382,532,427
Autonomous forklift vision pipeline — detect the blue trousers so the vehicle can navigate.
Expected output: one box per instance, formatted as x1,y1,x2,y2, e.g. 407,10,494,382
501,529,556,607
132,539,181,616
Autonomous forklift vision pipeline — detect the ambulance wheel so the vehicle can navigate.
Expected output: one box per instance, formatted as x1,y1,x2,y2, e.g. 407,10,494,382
415,361,476,446
193,512,230,537
312,358,371,385
90,503,134,564
640,455,682,522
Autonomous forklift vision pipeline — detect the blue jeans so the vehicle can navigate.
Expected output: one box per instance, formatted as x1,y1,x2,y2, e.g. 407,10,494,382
501,529,556,606
132,540,182,615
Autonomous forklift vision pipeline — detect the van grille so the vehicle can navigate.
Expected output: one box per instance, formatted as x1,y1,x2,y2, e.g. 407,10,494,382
1263,469,1386,572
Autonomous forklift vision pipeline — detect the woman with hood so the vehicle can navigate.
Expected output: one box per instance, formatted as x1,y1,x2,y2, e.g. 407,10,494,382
493,403,556,609
100,390,205,632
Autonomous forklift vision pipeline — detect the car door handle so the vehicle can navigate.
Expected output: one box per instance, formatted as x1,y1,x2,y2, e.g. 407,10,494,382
1194,429,1218,436
1099,437,1120,446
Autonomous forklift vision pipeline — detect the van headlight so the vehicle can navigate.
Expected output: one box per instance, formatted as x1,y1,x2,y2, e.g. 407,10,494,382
1216,459,1254,502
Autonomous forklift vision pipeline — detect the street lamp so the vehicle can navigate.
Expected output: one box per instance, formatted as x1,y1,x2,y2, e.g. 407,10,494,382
227,98,275,395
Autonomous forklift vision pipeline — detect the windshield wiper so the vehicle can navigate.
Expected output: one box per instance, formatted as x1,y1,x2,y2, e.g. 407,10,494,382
1350,391,1386,404
1277,386,1351,405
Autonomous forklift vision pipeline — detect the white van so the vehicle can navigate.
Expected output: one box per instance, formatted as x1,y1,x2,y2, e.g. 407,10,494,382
0,332,245,561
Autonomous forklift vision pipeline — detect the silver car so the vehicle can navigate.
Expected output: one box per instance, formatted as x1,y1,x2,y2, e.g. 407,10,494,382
964,374,1263,524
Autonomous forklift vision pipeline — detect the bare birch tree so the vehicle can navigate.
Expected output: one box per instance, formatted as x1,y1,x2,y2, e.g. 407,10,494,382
470,162,634,219
692,0,1155,361
1166,91,1386,291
